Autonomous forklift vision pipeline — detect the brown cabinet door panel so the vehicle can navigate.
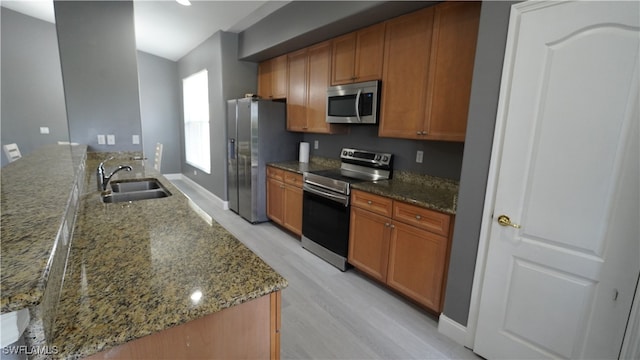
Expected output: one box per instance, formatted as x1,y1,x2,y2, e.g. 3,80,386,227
258,60,272,99
267,178,285,225
331,33,357,85
271,55,288,99
348,207,391,282
379,7,434,139
425,1,481,141
283,184,303,236
287,49,308,131
351,189,393,217
387,221,448,312
354,22,385,82
306,41,332,133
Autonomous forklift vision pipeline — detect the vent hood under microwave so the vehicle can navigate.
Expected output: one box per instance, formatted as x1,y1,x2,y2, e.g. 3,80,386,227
326,80,380,124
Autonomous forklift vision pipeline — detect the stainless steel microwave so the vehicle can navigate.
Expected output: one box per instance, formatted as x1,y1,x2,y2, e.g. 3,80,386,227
326,80,380,124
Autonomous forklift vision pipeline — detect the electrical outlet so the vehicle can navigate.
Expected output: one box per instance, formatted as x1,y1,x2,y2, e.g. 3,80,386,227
416,150,424,163
193,170,197,176
97,135,106,145
132,135,140,144
40,127,50,134
314,140,319,150
107,135,115,145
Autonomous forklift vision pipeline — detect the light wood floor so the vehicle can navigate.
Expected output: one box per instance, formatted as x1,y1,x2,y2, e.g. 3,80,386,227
170,178,479,360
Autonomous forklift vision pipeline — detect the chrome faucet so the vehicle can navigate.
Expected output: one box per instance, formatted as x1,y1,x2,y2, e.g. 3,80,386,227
97,157,133,191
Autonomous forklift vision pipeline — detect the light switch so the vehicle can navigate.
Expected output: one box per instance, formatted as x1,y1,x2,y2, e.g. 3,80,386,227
416,150,424,163
107,135,115,145
97,135,106,145
132,135,140,144
40,127,50,134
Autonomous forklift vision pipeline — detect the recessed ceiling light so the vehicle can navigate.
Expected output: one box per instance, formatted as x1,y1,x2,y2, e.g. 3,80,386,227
176,0,191,6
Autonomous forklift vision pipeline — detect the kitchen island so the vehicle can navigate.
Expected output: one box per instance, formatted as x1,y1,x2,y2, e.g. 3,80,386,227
1,148,287,359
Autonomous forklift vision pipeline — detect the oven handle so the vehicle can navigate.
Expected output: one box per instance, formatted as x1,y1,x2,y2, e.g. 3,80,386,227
303,184,349,207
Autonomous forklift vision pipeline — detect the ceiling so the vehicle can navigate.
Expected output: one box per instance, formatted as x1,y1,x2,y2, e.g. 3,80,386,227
1,0,290,61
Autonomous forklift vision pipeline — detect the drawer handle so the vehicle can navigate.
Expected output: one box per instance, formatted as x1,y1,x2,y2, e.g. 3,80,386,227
367,200,372,205
415,215,421,220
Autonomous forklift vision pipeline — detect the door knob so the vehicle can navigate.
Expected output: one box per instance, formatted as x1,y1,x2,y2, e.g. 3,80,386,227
497,215,521,229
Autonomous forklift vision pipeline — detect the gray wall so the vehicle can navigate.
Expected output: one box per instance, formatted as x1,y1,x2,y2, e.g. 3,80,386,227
1,8,69,168
442,1,518,326
239,1,436,62
304,128,464,180
54,0,142,153
178,31,257,200
137,51,182,174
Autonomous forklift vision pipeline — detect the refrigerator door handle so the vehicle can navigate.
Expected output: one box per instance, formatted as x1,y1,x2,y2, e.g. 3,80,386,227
228,138,236,159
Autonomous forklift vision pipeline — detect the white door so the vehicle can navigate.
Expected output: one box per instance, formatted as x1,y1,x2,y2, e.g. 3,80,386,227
474,1,639,359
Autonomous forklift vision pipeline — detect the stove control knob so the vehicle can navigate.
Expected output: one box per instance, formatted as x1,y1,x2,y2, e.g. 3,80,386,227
342,150,347,156
382,156,389,162
375,155,381,161
348,151,354,156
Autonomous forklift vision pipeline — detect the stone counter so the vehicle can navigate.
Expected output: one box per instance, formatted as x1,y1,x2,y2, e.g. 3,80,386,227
352,171,459,215
267,159,459,215
50,156,287,359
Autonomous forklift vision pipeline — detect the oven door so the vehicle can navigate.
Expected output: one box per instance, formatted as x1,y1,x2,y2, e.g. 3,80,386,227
302,184,350,258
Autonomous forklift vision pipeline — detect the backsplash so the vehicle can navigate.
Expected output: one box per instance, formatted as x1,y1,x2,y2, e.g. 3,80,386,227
303,125,464,180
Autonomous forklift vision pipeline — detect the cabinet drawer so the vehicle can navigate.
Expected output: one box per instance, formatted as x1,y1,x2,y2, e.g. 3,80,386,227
393,202,450,236
351,190,393,217
267,166,284,181
284,171,303,188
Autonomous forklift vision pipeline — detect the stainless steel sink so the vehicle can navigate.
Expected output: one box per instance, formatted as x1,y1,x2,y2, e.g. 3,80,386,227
102,189,171,203
110,178,162,193
102,178,172,203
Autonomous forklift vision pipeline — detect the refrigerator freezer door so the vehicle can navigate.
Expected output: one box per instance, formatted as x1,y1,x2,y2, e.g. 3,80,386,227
227,100,239,214
237,99,255,222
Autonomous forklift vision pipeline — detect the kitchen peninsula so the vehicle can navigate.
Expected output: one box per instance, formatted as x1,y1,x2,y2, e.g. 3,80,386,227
1,146,287,359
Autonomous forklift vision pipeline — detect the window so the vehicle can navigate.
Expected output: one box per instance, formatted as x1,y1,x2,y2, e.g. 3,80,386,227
182,69,210,173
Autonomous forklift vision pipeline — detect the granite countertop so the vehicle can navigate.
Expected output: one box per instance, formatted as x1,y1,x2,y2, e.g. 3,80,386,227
352,171,459,215
1,144,85,313
268,160,459,215
51,156,287,359
267,156,341,175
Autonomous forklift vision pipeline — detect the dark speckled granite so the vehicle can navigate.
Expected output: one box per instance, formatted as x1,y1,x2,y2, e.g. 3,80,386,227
268,156,341,174
50,157,288,359
268,160,459,215
352,170,459,214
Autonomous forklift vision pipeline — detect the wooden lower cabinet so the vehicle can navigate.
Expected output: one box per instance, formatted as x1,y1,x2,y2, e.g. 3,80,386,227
387,221,448,312
266,166,303,236
348,189,452,313
86,291,282,360
348,207,391,282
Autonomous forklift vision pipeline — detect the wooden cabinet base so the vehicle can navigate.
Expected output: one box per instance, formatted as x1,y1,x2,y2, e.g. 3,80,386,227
86,291,282,360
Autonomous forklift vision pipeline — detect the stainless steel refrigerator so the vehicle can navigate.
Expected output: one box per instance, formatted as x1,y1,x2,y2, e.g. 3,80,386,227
227,98,301,223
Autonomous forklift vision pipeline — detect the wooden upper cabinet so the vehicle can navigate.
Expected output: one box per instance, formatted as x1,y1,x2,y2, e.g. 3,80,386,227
258,55,287,99
287,48,308,131
379,2,481,142
331,23,385,85
379,7,434,139
425,1,481,141
287,41,346,134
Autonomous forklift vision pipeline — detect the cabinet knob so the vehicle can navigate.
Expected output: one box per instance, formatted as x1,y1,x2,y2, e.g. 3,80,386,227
280,185,285,189
415,215,421,220
390,224,395,229
367,200,372,205
385,223,390,227
416,131,422,135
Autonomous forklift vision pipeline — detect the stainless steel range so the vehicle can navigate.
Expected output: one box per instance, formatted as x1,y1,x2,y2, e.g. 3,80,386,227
302,148,393,271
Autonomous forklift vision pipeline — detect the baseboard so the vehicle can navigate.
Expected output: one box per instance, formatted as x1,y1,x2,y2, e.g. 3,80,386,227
165,173,229,210
438,314,473,349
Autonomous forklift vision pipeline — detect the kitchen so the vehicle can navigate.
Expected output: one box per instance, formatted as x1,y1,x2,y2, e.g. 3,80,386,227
2,1,638,359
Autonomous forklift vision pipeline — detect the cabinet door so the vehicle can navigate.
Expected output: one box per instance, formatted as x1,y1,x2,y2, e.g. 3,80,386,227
387,221,448,312
348,207,391,282
258,60,272,99
331,32,357,85
354,22,385,82
283,184,303,236
305,41,332,133
271,54,288,99
287,48,308,131
267,178,285,225
379,7,435,139
424,1,481,141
